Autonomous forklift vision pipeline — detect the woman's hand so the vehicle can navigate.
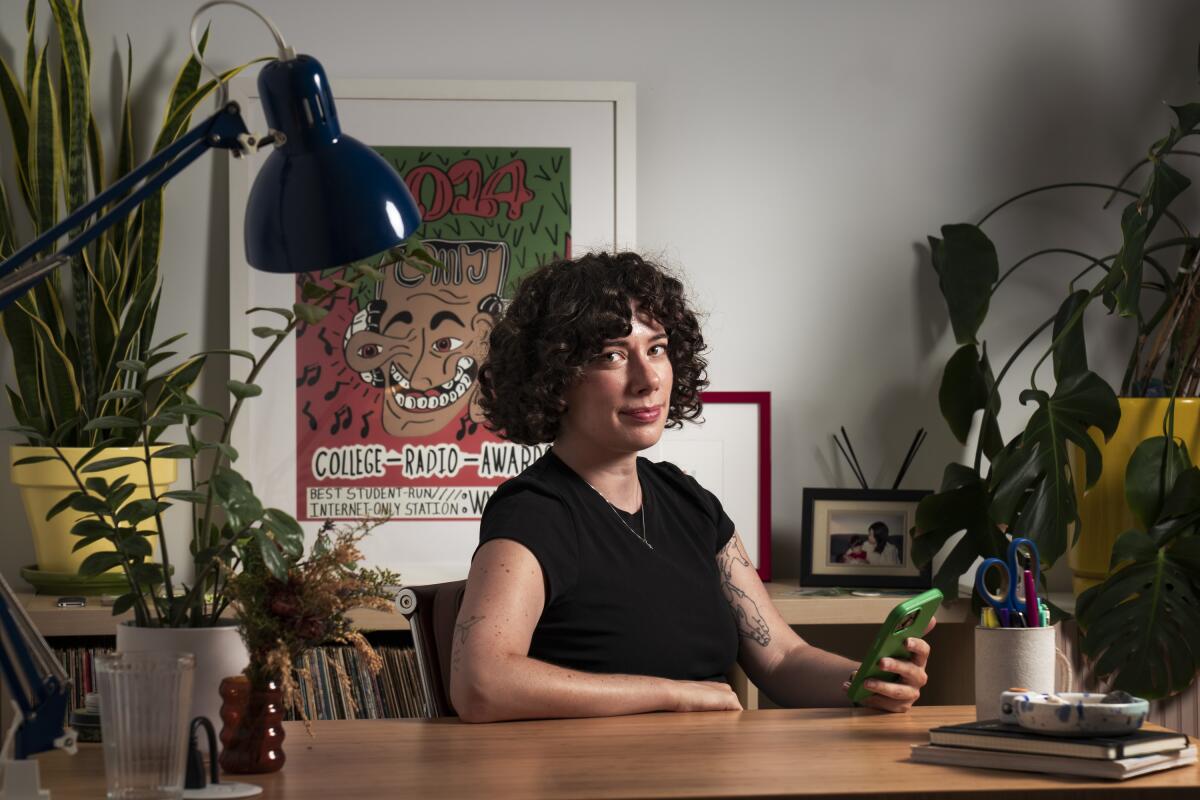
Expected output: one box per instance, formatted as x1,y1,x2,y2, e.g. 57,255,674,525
842,616,936,713
672,680,743,712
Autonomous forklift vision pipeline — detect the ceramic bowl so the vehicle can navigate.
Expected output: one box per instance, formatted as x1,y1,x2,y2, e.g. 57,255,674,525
998,690,1150,737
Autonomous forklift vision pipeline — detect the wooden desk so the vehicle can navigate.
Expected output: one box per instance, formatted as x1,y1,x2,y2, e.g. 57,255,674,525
33,706,1199,799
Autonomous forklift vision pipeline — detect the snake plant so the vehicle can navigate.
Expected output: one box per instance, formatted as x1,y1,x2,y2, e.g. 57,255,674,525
0,0,255,447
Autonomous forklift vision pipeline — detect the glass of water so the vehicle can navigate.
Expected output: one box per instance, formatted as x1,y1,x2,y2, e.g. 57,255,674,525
95,651,195,800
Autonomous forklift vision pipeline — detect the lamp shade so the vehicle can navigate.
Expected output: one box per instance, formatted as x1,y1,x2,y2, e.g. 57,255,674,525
244,55,421,273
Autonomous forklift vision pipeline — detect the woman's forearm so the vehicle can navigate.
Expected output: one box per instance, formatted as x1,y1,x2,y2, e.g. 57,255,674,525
451,653,683,722
756,641,859,708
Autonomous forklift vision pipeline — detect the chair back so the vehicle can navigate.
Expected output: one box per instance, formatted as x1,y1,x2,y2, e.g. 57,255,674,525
396,580,467,717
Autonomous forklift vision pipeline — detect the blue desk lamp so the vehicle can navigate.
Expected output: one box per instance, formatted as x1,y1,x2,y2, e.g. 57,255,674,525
0,2,421,796
0,0,421,307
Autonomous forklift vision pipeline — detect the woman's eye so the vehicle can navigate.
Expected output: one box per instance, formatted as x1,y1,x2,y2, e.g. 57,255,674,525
594,351,624,364
433,336,463,353
649,344,667,356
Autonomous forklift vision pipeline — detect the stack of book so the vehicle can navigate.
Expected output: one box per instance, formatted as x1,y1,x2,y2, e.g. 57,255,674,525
911,719,1195,780
52,643,430,721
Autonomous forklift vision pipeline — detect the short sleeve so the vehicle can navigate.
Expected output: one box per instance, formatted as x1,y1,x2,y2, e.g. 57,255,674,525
656,462,736,552
476,484,579,605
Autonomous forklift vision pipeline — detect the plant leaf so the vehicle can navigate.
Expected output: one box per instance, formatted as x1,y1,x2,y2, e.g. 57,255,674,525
1077,534,1200,699
1051,290,1089,382
930,225,999,346
252,528,287,580
938,343,1002,457
79,550,124,577
1126,437,1192,530
912,463,1009,599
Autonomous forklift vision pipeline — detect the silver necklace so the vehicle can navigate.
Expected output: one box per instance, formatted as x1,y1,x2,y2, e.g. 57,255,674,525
585,478,652,550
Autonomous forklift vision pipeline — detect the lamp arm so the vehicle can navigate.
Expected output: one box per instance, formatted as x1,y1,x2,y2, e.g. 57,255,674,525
0,103,253,309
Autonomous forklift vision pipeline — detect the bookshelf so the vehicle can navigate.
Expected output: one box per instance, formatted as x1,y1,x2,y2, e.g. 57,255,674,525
16,582,975,637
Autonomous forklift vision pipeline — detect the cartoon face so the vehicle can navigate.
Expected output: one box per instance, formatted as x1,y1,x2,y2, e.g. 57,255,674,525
343,240,508,437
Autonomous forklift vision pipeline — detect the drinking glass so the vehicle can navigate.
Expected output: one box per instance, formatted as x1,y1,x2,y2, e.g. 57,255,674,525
95,651,195,800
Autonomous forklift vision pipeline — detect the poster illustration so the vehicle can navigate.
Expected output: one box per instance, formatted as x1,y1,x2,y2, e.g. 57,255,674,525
294,147,570,521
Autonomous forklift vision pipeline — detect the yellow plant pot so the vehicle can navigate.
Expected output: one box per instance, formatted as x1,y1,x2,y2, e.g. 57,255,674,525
1069,398,1200,595
10,445,178,575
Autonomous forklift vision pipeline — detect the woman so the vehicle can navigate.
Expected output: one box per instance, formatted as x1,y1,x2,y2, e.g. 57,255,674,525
449,252,933,722
865,522,902,566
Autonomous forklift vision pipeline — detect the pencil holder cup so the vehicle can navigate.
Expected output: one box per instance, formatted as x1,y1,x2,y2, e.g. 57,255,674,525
974,625,1071,721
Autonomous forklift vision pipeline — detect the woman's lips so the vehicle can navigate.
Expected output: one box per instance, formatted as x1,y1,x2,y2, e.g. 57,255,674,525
621,406,662,423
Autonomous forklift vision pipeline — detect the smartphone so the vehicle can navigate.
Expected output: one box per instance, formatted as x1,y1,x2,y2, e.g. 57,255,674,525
56,595,87,608
846,588,942,705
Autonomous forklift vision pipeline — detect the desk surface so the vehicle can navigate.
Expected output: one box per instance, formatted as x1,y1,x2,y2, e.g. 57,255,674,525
34,706,1197,799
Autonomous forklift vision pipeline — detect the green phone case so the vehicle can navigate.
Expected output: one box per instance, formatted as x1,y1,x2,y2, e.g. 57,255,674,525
846,588,943,705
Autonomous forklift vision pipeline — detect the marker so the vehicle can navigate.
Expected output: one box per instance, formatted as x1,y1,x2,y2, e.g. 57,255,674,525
1024,569,1040,628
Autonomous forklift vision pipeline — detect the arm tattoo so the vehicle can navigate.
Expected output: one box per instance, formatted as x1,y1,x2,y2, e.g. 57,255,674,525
451,615,485,672
717,536,771,647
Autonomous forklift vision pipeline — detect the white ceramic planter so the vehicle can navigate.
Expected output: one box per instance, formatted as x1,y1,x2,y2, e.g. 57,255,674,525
116,621,249,730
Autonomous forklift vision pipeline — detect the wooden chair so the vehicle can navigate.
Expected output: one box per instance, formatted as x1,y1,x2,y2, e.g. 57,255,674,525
395,580,467,718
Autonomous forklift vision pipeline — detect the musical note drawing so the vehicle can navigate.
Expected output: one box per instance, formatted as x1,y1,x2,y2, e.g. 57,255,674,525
297,363,321,387
316,328,335,356
323,379,350,402
454,415,479,441
301,400,318,431
330,404,353,435
360,411,373,439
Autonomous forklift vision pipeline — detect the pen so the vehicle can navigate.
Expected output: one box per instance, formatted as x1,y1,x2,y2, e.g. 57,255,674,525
1024,569,1040,628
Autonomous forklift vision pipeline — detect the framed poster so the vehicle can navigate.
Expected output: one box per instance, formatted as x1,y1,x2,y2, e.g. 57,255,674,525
228,80,635,585
800,488,932,590
639,392,772,581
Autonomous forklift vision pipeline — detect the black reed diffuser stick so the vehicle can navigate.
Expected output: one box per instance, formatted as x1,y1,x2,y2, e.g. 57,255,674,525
836,427,869,490
891,428,927,490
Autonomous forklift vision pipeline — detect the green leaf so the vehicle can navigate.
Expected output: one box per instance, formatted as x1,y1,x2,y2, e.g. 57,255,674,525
226,380,262,400
253,528,287,580
29,41,57,233
79,550,124,577
116,533,152,559
912,463,1009,599
1159,467,1200,522
150,332,188,352
69,493,109,515
1126,437,1192,530
70,518,114,537
12,454,59,466
83,476,109,495
938,343,1002,456
1051,290,1089,382
115,359,147,375
115,499,168,525
992,372,1121,565
293,302,329,325
211,467,262,531
263,508,303,557
196,348,255,363
98,388,143,402
154,444,196,459
82,416,140,431
110,592,138,615
247,306,295,322
45,492,76,520
161,489,207,503
301,280,332,300
931,225,999,345
251,326,287,339
1077,535,1200,699
81,456,143,472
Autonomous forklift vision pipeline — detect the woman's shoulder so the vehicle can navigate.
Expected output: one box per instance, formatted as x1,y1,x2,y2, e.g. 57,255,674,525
484,450,575,518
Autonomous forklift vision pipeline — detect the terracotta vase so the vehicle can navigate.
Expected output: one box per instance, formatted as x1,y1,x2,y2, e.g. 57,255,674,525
218,674,286,774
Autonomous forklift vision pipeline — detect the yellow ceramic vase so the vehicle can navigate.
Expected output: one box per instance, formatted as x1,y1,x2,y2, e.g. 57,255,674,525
1069,398,1200,595
10,446,178,574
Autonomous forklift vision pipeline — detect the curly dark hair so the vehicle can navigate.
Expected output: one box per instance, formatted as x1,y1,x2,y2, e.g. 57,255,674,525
478,251,709,444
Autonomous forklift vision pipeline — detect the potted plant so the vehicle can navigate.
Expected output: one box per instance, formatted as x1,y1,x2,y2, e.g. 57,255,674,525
0,0,255,593
218,519,399,773
912,66,1200,699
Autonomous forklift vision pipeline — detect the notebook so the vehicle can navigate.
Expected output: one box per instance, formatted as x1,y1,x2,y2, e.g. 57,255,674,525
910,743,1197,781
928,719,1189,760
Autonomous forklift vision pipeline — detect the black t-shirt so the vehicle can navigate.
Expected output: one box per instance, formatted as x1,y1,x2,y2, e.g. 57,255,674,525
477,450,739,682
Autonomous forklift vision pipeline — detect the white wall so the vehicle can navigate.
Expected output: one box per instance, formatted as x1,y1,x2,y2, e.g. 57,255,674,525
2,0,1198,594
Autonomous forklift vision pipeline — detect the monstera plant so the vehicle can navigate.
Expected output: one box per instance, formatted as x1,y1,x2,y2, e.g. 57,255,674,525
912,70,1200,698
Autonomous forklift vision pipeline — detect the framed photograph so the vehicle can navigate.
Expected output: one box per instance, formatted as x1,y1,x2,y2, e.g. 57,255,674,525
800,488,931,589
227,79,635,585
640,392,771,580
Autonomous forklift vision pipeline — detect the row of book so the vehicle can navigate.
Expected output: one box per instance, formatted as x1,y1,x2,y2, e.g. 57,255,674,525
50,644,430,721
912,718,1195,780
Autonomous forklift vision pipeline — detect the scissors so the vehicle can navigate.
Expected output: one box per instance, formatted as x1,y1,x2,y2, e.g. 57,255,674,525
975,537,1040,627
